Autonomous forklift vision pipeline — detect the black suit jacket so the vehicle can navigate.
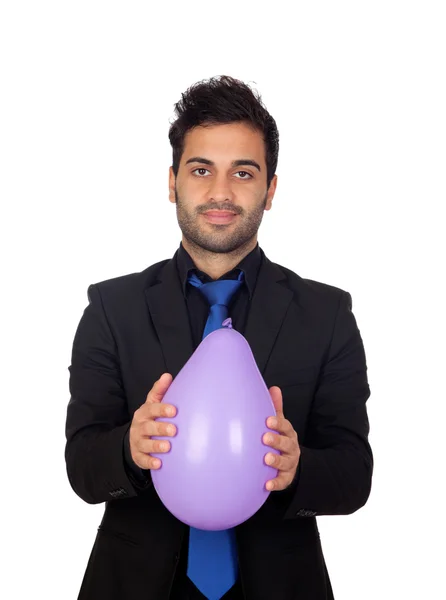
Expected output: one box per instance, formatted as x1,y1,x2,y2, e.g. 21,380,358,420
65,246,373,600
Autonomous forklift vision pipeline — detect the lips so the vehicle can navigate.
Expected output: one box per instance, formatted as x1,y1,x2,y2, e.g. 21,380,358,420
204,211,236,217
203,210,238,224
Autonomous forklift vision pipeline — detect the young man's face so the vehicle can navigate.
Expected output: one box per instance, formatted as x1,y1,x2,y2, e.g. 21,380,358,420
169,121,277,254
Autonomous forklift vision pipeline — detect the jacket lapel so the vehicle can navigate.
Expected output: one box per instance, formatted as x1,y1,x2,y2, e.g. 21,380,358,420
145,249,293,379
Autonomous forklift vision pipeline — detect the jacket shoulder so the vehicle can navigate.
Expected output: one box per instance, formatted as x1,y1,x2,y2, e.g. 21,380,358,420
88,258,169,292
272,260,351,306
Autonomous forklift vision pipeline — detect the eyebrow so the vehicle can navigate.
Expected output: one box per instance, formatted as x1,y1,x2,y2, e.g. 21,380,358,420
185,156,261,172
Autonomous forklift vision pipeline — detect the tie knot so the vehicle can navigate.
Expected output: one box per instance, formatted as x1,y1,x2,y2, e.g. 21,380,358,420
187,271,244,308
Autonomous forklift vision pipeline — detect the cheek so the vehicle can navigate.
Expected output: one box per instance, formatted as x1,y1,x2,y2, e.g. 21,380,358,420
182,181,210,204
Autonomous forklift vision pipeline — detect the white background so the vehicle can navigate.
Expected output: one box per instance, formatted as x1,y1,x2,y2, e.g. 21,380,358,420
1,1,445,598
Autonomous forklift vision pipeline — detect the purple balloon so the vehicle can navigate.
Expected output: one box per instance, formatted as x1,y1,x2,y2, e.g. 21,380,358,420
151,318,279,530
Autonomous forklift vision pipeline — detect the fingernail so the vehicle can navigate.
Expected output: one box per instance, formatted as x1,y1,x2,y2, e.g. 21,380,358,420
160,442,169,451
265,434,274,444
266,481,274,491
166,407,175,417
167,425,176,435
266,454,275,465
153,459,161,468
268,417,277,428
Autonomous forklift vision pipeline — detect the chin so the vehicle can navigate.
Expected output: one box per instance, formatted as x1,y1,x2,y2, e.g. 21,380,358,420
188,233,251,255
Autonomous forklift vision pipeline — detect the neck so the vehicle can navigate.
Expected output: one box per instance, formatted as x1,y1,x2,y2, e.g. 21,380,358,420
182,236,258,280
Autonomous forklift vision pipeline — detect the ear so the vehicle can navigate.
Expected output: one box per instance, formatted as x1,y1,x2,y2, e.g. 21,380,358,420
265,174,278,211
168,167,176,204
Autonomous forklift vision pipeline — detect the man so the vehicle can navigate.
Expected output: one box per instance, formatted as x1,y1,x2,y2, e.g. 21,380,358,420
66,75,373,600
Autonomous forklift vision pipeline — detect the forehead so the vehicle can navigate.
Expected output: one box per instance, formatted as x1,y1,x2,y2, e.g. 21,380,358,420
182,122,265,164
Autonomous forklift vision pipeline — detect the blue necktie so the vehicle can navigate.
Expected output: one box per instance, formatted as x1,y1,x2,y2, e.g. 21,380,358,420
186,269,245,600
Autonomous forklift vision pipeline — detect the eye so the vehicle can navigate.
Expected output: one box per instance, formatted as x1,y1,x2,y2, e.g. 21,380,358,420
234,171,253,179
192,168,253,179
192,168,211,177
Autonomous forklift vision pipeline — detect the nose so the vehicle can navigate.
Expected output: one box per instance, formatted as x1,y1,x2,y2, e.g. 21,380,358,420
207,173,235,204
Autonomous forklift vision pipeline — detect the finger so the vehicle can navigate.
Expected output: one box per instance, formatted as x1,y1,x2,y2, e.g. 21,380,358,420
141,420,177,438
264,451,295,471
137,438,171,454
265,471,293,492
268,385,283,418
265,416,294,436
146,373,173,404
140,401,177,420
132,452,162,470
263,431,295,454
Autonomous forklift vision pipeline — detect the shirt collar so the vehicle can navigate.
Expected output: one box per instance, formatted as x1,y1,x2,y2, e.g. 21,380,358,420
176,240,262,300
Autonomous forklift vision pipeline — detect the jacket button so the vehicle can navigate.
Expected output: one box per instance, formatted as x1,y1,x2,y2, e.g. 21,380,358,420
109,487,128,499
295,508,317,517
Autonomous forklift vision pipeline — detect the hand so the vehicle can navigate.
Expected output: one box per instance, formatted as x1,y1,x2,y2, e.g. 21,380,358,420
263,385,301,491
129,373,177,470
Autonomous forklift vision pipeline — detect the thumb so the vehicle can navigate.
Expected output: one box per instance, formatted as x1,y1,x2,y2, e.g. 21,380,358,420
146,373,173,404
269,385,283,417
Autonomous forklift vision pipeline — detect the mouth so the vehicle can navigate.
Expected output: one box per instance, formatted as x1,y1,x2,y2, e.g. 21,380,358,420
202,211,238,224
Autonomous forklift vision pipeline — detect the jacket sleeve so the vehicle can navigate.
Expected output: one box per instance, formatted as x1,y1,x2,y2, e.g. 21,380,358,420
65,283,152,504
281,290,373,519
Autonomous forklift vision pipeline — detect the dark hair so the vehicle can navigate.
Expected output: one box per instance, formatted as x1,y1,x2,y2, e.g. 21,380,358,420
168,75,279,189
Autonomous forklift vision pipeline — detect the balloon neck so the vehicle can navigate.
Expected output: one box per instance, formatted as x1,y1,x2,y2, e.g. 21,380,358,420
222,318,233,329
